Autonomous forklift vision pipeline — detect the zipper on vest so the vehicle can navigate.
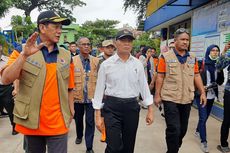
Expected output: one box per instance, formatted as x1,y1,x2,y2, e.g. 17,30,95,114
181,64,184,102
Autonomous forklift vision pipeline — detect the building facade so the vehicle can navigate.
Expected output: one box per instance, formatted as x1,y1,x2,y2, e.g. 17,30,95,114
144,0,230,120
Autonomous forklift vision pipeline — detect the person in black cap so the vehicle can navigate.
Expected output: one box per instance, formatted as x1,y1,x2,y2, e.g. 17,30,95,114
93,29,154,153
1,10,74,153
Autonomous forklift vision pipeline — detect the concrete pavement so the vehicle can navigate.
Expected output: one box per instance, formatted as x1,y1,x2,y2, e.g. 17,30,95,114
0,107,223,153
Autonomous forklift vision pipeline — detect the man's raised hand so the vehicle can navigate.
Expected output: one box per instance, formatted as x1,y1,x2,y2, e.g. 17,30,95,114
21,32,45,58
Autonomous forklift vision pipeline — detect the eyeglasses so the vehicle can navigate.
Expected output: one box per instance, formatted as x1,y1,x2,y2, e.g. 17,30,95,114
80,43,91,46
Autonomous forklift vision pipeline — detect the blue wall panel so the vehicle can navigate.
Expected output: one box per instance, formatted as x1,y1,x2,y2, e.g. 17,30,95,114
144,0,212,31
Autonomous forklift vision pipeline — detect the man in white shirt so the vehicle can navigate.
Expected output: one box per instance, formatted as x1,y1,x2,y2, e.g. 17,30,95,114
93,29,154,153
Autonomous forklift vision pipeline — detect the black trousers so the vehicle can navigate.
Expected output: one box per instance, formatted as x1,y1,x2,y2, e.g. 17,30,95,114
74,102,95,150
103,96,140,153
25,133,68,153
163,101,191,153
221,90,230,147
0,84,15,128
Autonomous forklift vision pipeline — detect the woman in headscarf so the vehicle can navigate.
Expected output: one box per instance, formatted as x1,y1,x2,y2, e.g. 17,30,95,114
194,44,220,153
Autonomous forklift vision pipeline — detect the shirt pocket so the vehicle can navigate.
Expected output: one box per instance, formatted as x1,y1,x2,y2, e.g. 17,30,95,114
13,95,30,119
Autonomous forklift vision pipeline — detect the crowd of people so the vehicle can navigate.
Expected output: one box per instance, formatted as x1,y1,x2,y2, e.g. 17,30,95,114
0,10,230,153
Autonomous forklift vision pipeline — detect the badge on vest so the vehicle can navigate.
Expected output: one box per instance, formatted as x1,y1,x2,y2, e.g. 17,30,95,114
166,59,177,63
58,58,66,64
75,68,81,72
26,58,42,68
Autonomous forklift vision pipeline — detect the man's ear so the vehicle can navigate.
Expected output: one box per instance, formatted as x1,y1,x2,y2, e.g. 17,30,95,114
39,24,46,34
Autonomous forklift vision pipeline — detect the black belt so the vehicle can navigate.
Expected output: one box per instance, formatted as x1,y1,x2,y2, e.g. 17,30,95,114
0,84,12,87
104,95,137,103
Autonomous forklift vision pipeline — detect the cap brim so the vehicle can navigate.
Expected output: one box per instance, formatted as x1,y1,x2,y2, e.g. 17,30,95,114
103,43,114,47
52,18,71,25
117,34,135,40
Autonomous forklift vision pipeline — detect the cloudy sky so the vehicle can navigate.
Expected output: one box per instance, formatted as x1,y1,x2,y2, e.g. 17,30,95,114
0,0,138,29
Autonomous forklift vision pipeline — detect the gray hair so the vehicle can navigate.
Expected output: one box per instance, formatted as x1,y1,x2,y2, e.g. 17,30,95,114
76,37,89,45
174,28,190,39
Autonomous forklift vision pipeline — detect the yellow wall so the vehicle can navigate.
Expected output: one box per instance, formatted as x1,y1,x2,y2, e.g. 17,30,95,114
146,0,168,17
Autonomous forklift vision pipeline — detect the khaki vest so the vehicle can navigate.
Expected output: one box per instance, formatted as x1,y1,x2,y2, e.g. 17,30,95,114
161,50,196,104
13,47,72,129
73,55,99,102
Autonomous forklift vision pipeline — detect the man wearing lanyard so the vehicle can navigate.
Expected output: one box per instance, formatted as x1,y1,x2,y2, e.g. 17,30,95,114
73,37,99,153
93,29,154,153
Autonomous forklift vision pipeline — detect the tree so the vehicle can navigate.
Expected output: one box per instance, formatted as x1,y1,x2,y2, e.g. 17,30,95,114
0,0,12,17
133,32,160,55
11,15,36,41
76,19,120,46
123,0,149,23
12,0,86,22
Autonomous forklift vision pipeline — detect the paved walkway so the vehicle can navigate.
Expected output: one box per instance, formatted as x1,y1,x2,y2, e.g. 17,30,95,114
0,107,223,153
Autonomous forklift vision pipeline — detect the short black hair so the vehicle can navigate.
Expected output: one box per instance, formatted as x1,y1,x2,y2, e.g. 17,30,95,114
140,45,146,48
70,42,76,45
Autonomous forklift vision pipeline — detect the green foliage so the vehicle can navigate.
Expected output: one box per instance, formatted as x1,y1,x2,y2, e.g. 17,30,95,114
133,32,161,55
123,0,147,22
0,35,6,46
12,0,86,22
0,0,12,17
11,15,35,41
76,19,120,46
0,35,10,56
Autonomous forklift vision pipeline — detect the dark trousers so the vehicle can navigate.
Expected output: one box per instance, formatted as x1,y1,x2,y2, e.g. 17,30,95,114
103,96,140,153
25,133,68,153
195,96,214,143
163,101,191,153
74,102,95,150
0,84,15,128
220,90,230,147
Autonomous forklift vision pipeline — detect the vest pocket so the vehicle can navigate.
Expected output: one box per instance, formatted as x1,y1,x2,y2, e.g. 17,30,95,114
169,63,178,75
21,63,40,87
13,95,30,119
74,72,82,83
91,73,97,83
60,69,69,80
162,83,179,100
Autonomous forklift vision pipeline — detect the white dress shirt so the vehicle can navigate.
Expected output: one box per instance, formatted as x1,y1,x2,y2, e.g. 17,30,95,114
92,53,153,109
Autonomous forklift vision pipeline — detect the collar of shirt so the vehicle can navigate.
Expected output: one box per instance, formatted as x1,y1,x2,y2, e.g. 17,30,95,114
37,36,59,63
173,49,190,64
113,53,134,63
79,53,90,61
